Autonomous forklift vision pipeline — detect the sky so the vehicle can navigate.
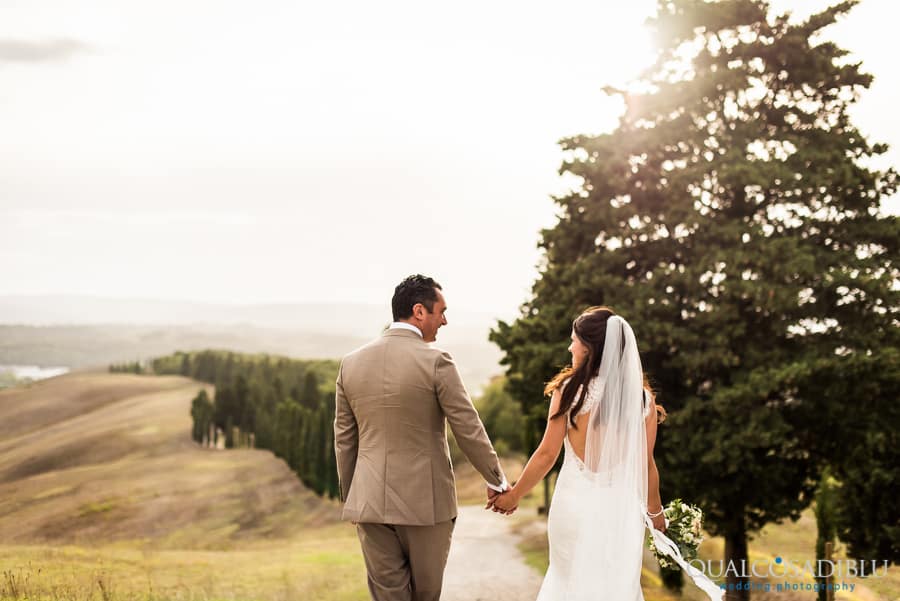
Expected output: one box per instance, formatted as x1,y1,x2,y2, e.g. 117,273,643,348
1,0,897,322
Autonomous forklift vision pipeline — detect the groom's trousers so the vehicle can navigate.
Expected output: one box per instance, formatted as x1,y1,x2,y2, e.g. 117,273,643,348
356,518,456,601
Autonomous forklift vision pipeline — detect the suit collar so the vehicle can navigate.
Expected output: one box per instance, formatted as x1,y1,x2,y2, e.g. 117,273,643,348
388,321,424,338
383,328,427,342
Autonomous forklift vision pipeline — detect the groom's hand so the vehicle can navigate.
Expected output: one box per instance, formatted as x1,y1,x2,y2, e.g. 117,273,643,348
485,486,501,510
485,487,514,514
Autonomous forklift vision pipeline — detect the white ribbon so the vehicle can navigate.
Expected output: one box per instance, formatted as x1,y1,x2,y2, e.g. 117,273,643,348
644,514,724,601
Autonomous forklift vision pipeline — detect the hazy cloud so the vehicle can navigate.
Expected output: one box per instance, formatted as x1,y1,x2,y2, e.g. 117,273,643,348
0,38,90,64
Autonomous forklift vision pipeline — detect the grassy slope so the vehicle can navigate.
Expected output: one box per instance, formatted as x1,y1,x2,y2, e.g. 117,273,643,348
0,370,341,547
0,371,368,601
0,529,367,601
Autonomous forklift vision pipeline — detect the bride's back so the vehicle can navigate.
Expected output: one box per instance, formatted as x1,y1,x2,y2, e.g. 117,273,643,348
566,412,591,462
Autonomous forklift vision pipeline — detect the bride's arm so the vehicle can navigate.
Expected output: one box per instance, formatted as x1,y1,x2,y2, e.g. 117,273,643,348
490,389,566,510
645,393,666,530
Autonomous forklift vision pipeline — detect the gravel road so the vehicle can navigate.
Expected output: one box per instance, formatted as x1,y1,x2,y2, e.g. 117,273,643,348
442,505,544,601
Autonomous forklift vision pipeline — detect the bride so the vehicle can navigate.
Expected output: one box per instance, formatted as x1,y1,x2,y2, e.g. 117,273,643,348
489,306,720,601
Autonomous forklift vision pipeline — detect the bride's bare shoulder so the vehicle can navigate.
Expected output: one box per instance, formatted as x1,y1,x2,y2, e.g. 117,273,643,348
548,386,563,412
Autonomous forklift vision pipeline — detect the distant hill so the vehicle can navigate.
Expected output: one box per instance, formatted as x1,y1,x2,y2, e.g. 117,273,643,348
0,323,367,373
0,294,507,335
0,371,339,548
0,296,505,394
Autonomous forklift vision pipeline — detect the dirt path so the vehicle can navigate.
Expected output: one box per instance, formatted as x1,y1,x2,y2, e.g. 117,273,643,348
442,505,544,601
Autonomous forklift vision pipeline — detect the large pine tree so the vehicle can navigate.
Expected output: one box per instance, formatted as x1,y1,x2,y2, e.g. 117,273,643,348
491,1,898,597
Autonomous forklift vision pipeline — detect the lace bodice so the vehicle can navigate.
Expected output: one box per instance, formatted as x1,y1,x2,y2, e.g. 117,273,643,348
568,381,597,417
567,380,653,419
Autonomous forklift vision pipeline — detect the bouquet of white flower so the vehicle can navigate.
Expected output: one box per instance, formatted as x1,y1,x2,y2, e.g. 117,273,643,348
647,498,705,568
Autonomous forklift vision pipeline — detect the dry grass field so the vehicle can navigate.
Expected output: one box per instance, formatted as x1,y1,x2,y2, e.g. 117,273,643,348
0,371,340,547
0,370,367,601
1,371,896,601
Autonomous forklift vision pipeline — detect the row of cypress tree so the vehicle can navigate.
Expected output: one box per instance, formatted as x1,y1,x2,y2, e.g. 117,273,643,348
154,350,341,499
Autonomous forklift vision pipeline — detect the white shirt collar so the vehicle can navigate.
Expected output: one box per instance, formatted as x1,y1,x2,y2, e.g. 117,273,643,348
389,321,423,338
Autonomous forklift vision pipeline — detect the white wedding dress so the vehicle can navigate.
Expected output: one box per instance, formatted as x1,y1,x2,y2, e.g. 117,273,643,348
535,381,650,601
535,316,723,601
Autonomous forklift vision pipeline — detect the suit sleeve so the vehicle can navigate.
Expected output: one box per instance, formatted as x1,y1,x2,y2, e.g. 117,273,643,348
333,361,358,502
434,350,506,489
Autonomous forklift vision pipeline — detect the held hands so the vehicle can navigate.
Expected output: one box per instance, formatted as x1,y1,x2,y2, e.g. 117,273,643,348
485,486,518,515
484,486,507,514
492,490,518,514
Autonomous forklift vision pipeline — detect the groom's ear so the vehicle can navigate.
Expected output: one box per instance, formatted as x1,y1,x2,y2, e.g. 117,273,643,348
411,302,426,320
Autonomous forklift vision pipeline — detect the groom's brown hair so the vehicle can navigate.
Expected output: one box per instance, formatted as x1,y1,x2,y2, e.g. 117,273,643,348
391,274,442,321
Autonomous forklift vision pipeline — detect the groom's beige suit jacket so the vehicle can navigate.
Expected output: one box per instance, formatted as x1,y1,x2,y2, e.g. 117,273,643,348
334,327,505,526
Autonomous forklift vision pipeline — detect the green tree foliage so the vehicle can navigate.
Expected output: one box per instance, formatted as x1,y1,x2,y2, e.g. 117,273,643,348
299,371,321,410
491,0,898,596
190,389,214,445
155,350,341,498
476,376,526,456
802,347,899,564
109,361,145,374
814,469,838,601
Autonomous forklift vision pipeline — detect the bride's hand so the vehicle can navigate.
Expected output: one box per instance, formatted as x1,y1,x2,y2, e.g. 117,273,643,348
651,512,666,532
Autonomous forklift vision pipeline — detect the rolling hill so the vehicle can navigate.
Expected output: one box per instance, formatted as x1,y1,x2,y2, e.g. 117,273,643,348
0,370,340,548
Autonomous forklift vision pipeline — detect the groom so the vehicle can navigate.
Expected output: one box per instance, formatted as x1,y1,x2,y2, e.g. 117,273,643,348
334,274,510,601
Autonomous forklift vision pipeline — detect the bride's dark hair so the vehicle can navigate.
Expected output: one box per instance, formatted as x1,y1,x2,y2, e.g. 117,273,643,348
545,306,616,427
545,306,667,427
